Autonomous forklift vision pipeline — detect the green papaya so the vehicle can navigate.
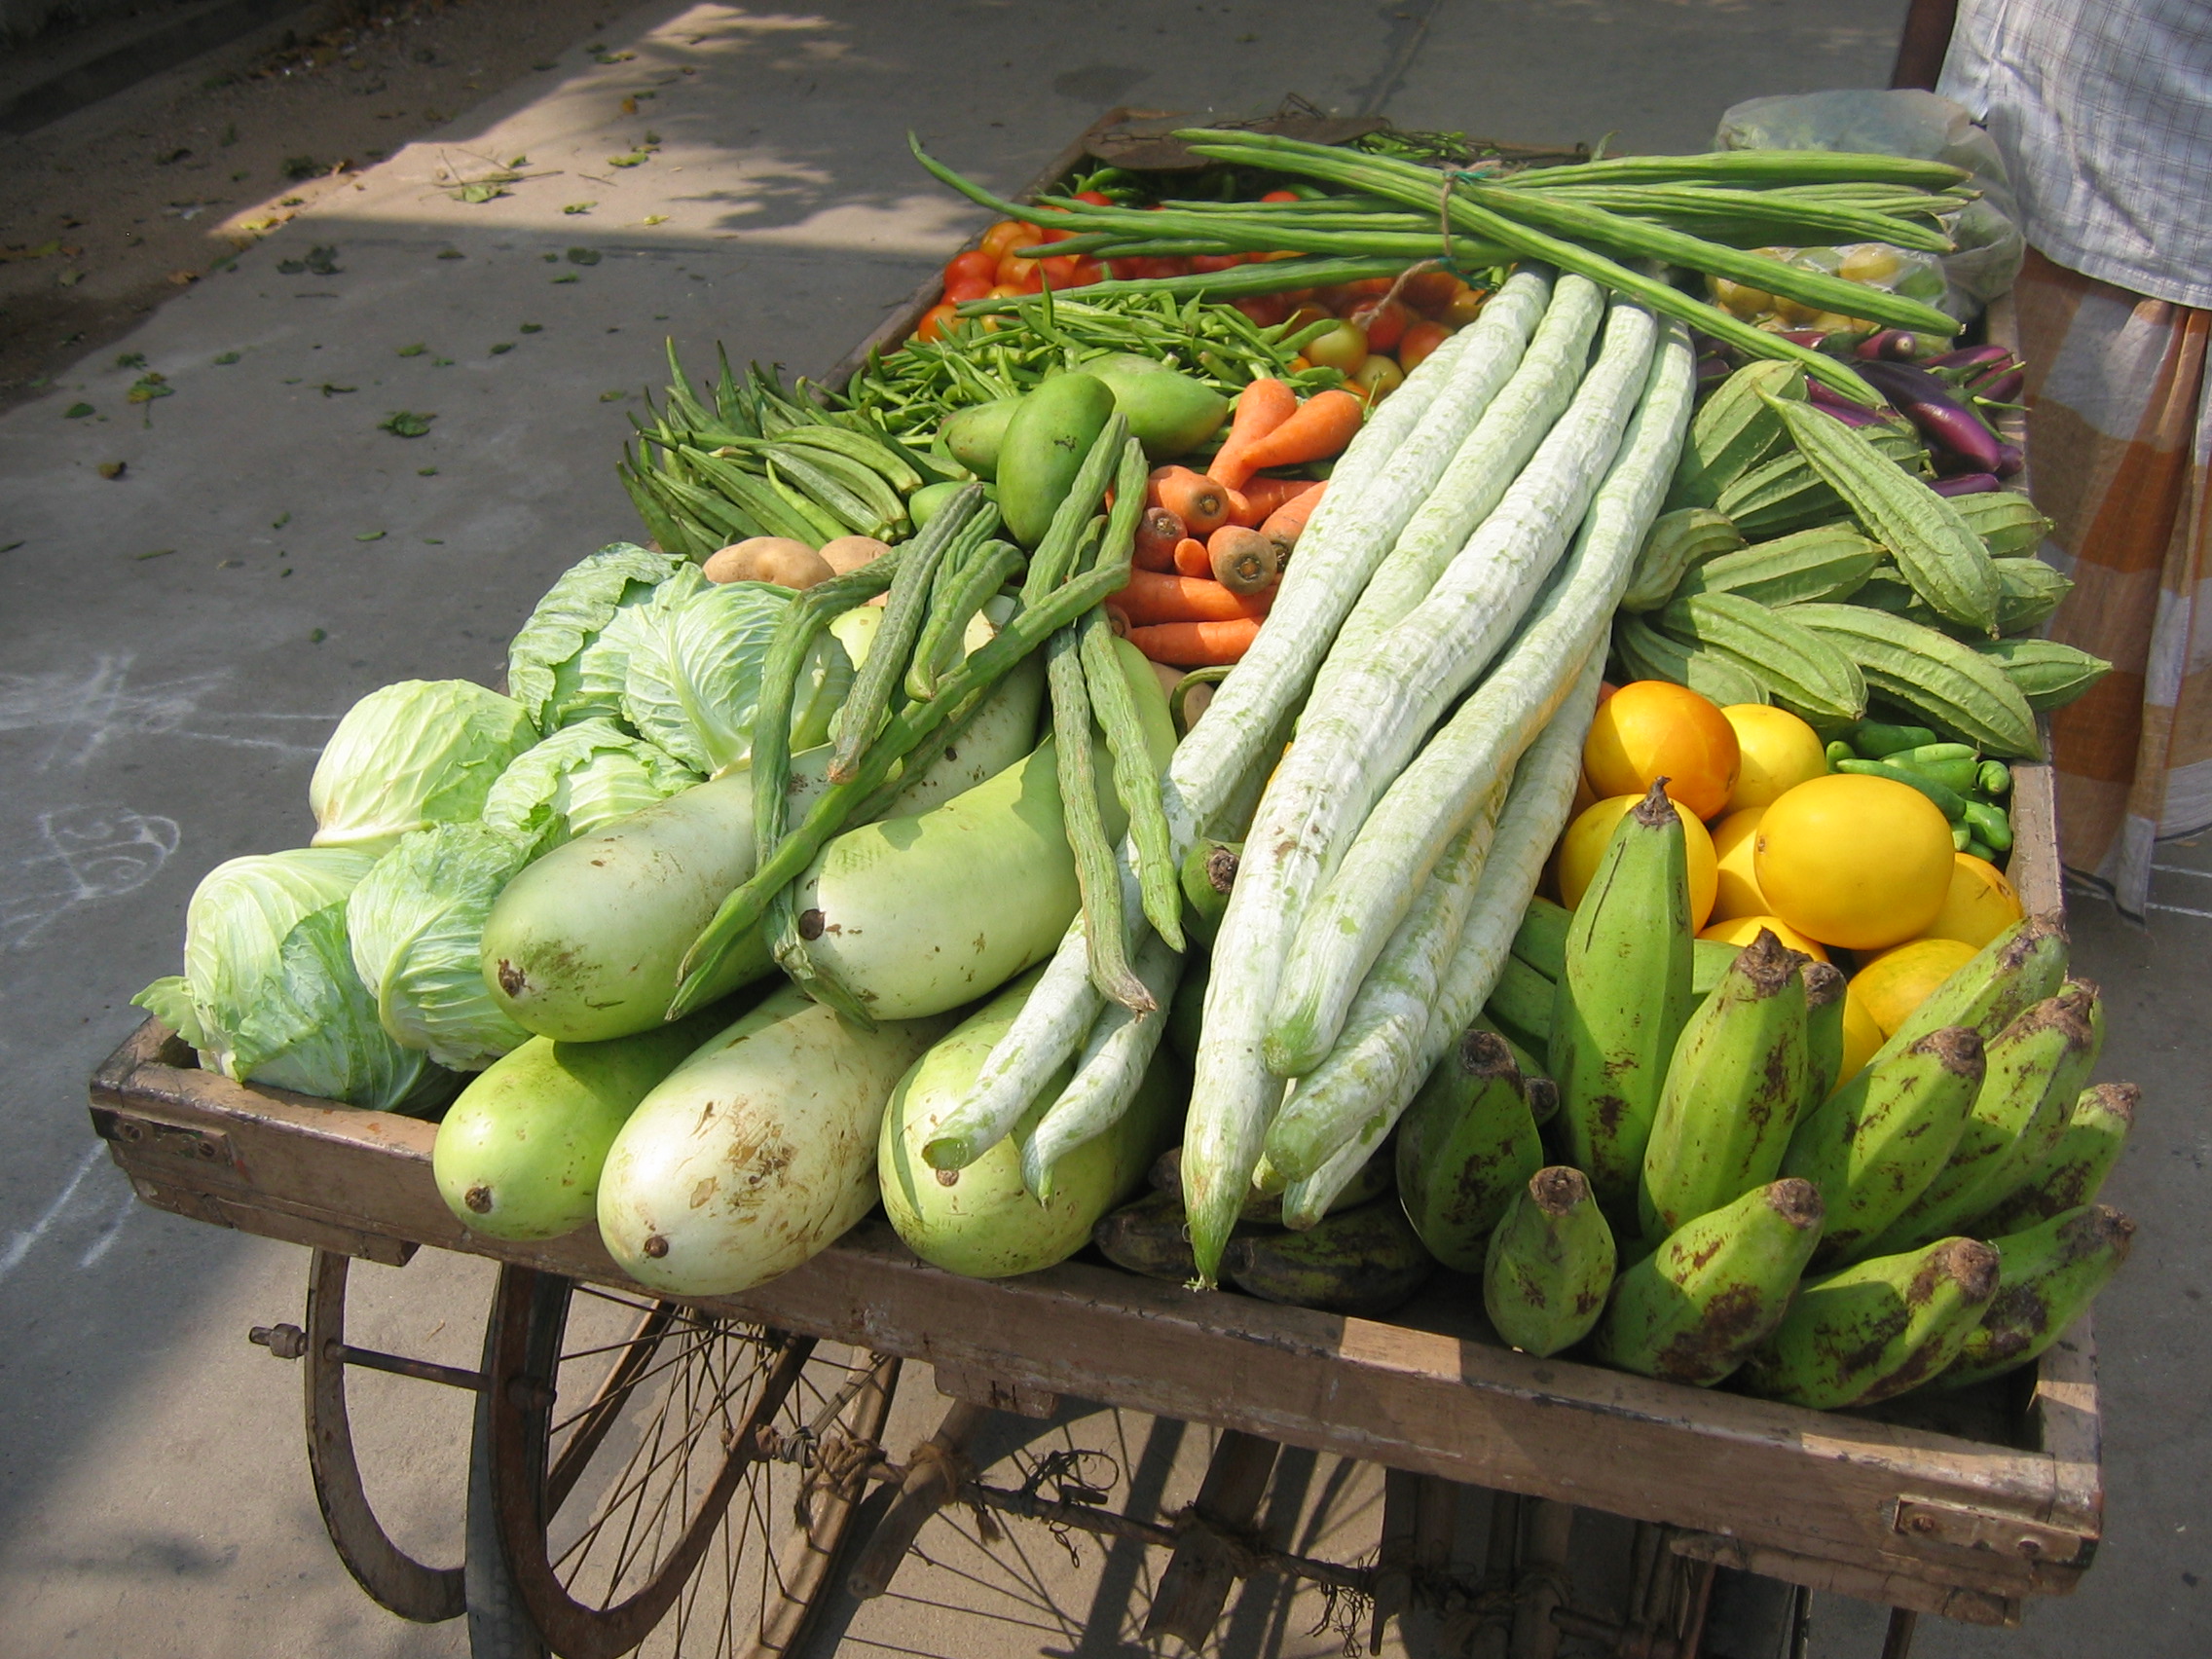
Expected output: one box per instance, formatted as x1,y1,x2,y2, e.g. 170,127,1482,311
432,1001,743,1240
997,373,1115,546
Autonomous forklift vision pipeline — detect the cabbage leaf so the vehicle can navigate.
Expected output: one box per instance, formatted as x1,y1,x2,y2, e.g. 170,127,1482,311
481,719,698,849
614,576,851,775
348,822,537,1070
309,679,536,853
133,848,436,1110
505,542,682,729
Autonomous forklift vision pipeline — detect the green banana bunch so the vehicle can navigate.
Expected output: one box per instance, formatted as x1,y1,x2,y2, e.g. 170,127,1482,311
1551,782,1695,1215
1802,959,1847,1109
1972,1083,2138,1235
1739,1235,2000,1408
1483,1166,1617,1357
1151,1142,1391,1227
1222,1199,1436,1317
1093,1191,1203,1282
1783,1026,1984,1269
1396,1031,1543,1272
1867,982,2101,1254
1938,1204,2136,1389
1867,912,2067,1069
1591,1178,1825,1386
1638,930,1809,1241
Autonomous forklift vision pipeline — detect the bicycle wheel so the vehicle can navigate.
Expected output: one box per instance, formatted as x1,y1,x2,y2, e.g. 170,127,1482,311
476,1264,898,1659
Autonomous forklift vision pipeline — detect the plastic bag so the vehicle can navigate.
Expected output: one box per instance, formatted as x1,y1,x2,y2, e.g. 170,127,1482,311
1715,89,2024,322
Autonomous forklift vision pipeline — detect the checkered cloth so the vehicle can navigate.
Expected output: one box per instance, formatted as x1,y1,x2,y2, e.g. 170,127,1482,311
2012,246,2212,916
1938,0,2212,311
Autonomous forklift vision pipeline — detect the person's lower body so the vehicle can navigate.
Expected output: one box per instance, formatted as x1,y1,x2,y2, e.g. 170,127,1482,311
2012,244,2212,917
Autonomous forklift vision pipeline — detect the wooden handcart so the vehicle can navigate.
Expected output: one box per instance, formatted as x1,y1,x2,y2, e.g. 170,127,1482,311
87,109,2099,1659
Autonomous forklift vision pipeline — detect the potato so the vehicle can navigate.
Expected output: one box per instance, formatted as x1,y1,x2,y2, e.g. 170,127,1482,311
819,535,892,576
702,537,832,588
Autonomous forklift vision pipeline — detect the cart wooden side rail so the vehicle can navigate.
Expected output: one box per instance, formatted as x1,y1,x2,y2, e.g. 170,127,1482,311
90,764,2095,1633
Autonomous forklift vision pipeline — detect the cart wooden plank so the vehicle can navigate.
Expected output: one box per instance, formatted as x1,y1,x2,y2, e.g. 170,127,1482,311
91,975,2094,1621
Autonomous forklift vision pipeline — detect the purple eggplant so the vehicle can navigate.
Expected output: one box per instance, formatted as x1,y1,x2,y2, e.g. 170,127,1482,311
1971,367,2024,404
1772,327,1830,350
1930,343,2016,373
1854,358,2007,475
1854,329,1921,362
1931,472,2001,497
1994,441,2023,479
1696,354,1733,390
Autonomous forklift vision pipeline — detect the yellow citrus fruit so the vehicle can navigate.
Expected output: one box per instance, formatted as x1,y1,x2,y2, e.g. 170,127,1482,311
1582,681,1742,822
1848,938,1979,1036
1697,913,1829,962
1835,989,1884,1090
1708,806,1770,922
1753,774,1954,949
1557,793,1719,927
1721,704,1827,811
1569,768,1600,820
1918,853,2025,949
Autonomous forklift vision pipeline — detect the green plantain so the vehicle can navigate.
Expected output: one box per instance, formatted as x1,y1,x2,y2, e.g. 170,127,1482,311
1222,1198,1436,1317
1802,960,1848,1108
1783,1026,1984,1269
1868,911,2067,1068
1551,782,1695,1215
1397,1031,1544,1272
1094,1190,1203,1282
1867,983,2099,1254
1639,930,1809,1241
1592,1178,1825,1386
1739,1235,2000,1408
1484,1166,1617,1357
1972,1083,2138,1235
1938,1204,2135,1389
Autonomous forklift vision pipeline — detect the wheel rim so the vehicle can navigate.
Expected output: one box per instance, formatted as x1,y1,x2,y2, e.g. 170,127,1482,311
486,1267,897,1659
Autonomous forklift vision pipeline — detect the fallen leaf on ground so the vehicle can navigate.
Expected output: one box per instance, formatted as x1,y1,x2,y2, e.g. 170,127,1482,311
563,202,596,214
98,461,126,479
396,343,426,356
320,383,356,395
136,548,176,561
519,323,542,334
490,343,514,355
642,214,669,226
599,389,627,401
355,531,386,541
57,270,84,286
380,411,435,437
213,351,241,365
608,153,648,168
64,403,92,418
567,246,602,265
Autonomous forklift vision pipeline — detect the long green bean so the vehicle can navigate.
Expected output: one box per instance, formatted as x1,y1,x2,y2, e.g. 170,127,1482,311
1050,624,1150,1012
826,486,984,782
906,538,1022,701
671,541,1141,1014
1079,607,1183,950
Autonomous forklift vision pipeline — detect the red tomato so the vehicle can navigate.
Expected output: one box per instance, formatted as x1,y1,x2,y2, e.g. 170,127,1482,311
1039,253,1088,287
1348,298,1410,351
943,249,998,287
978,220,1030,262
1442,283,1489,327
1283,303,1333,334
941,273,993,303
1396,269,1461,313
1152,257,1194,277
915,303,961,343
1234,294,1292,327
1351,352,1406,401
1322,276,1393,310
1067,257,1112,286
1398,318,1453,372
1191,253,1247,274
1260,188,1303,203
996,252,1046,292
1072,189,1114,206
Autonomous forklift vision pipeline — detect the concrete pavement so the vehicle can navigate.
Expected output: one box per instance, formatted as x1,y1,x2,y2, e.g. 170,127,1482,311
9,1,2203,1654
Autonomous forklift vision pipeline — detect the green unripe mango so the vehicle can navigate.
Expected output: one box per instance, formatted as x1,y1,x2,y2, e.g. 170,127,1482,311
880,969,1176,1278
997,373,1116,546
939,401,1018,481
432,1002,743,1240
1078,353,1230,461
907,478,974,527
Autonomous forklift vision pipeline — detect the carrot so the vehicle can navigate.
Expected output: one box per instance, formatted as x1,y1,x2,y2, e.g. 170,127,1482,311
1112,568,1271,626
1207,525,1278,595
1221,486,1262,528
1237,475,1323,521
1227,389,1365,478
1206,378,1298,491
1154,466,1230,535
1134,505,1185,571
1172,535,1213,578
1129,617,1263,666
1259,481,1328,557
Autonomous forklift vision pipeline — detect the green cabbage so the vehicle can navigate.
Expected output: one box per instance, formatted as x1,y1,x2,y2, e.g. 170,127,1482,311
505,542,682,729
610,574,851,775
348,823,537,1070
133,848,437,1110
309,680,536,853
481,719,699,849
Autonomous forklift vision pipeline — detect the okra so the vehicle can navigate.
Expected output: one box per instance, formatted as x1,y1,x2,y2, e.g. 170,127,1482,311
1836,757,1968,821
